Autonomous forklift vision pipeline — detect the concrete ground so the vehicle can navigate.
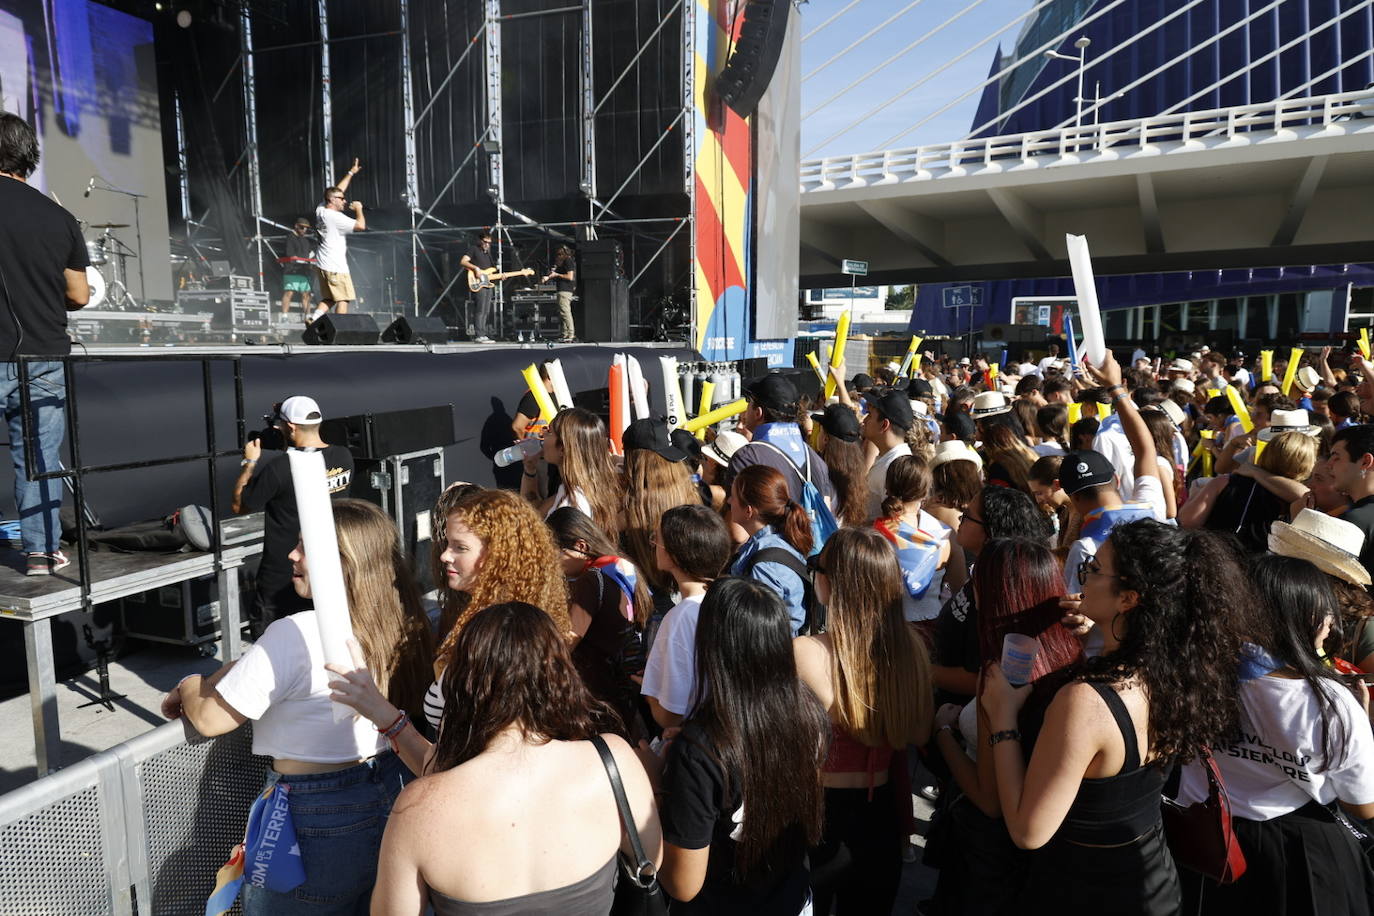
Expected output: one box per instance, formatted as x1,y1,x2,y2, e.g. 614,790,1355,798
0,639,221,795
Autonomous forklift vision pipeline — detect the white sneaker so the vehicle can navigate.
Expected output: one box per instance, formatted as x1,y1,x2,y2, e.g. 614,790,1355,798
473,335,493,343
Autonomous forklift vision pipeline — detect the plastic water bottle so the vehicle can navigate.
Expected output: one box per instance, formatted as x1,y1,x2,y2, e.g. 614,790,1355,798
494,438,543,467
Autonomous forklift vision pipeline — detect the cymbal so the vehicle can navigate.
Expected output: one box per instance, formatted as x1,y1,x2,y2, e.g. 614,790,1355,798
89,223,130,229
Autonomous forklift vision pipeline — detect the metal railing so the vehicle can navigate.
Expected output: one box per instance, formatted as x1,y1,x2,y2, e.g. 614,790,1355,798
0,721,268,915
800,89,1374,192
16,353,247,607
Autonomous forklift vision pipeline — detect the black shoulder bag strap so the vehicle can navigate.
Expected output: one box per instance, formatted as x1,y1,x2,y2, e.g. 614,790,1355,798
742,547,824,635
590,735,657,891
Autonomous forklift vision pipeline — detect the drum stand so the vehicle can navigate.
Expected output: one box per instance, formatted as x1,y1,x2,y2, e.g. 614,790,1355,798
88,179,147,308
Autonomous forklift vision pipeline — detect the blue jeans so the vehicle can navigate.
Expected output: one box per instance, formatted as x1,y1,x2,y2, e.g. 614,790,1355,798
0,361,66,554
241,752,409,916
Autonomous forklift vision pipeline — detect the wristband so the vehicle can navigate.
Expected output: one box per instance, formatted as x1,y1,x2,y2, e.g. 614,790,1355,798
378,710,408,739
988,729,1022,748
524,470,537,478
241,458,257,468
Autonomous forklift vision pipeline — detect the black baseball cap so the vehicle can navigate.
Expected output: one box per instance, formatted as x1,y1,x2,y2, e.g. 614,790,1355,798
865,389,914,431
851,373,875,391
1058,450,1117,496
623,417,687,462
812,403,861,443
744,373,799,414
907,378,934,399
670,427,703,463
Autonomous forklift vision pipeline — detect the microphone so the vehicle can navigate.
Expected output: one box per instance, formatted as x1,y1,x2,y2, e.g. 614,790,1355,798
83,176,96,198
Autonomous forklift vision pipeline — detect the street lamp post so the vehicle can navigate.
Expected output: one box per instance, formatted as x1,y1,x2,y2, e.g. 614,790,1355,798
1045,36,1092,133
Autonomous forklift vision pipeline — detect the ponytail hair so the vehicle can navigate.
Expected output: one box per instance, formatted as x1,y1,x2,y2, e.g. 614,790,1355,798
881,454,931,520
734,464,814,556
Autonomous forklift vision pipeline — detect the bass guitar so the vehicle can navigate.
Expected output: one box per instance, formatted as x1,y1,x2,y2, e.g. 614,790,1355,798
467,267,534,292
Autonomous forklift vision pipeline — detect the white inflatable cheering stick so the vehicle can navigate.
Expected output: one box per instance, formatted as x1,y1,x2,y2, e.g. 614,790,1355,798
1065,234,1107,369
287,449,358,721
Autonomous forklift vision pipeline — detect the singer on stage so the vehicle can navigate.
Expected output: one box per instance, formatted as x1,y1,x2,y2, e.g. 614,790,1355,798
278,217,316,321
312,158,364,321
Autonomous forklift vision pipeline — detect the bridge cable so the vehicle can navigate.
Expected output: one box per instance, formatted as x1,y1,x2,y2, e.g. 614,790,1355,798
803,0,932,84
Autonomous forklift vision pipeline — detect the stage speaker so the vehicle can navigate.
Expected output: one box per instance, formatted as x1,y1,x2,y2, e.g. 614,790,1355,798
579,240,624,280
301,313,380,345
716,0,793,118
381,315,449,344
582,277,630,342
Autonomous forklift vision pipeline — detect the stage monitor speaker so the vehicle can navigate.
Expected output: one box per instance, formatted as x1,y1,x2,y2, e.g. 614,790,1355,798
582,278,629,342
301,313,380,345
381,315,449,344
321,405,456,460
716,0,793,118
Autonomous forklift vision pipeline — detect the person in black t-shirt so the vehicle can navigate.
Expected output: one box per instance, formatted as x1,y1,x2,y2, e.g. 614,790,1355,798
276,218,316,321
648,577,828,915
459,231,496,342
233,395,353,634
0,114,90,575
541,245,577,342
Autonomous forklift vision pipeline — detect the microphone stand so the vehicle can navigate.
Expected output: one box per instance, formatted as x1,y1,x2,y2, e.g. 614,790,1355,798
90,178,148,302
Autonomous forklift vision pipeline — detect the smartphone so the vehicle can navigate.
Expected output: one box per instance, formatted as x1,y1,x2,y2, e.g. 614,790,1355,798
1342,672,1374,685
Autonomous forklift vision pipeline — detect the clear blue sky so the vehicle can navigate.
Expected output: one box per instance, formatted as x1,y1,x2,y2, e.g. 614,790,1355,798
799,0,1036,160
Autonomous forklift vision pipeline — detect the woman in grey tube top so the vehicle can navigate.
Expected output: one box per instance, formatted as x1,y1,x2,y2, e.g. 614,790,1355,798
368,601,662,915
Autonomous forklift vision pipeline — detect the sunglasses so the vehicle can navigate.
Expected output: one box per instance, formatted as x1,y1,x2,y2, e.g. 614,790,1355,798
1078,555,1126,586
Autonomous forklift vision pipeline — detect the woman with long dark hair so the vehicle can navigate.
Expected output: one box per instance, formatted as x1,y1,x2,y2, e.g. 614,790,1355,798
795,527,933,915
654,577,829,914
813,403,869,527
981,520,1250,915
546,506,650,734
930,538,1083,915
163,500,435,916
371,602,661,915
728,464,814,635
1175,555,1374,915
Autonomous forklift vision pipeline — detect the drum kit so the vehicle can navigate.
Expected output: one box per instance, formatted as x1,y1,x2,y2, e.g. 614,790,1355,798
82,222,140,310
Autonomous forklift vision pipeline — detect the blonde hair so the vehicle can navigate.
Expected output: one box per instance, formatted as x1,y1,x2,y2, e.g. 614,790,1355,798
981,423,1038,493
1257,430,1319,481
331,500,435,723
622,449,700,590
435,489,571,670
819,527,933,747
549,408,623,536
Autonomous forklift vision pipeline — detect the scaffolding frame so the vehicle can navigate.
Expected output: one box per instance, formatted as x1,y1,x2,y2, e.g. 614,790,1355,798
220,0,696,342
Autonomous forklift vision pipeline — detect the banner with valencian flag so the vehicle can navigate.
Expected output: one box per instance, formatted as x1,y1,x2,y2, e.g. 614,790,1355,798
874,517,943,602
206,782,305,915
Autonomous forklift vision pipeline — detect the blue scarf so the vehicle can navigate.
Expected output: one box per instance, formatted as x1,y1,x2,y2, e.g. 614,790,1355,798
1239,641,1283,681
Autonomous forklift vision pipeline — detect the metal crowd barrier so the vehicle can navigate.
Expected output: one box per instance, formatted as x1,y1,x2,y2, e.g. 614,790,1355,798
0,721,269,915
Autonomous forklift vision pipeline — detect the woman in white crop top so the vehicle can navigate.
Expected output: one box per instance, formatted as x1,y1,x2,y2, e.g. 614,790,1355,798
1175,555,1374,914
161,499,434,916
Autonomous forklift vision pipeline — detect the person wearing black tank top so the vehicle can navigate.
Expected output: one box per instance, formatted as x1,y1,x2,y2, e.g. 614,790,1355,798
981,520,1251,916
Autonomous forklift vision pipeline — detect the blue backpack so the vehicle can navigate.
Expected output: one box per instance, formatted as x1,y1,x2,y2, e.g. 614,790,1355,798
750,441,839,555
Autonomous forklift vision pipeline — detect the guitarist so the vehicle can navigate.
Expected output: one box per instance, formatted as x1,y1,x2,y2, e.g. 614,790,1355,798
460,230,496,343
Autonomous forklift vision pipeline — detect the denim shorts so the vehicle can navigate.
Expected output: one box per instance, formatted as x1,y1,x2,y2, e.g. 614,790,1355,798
240,752,408,916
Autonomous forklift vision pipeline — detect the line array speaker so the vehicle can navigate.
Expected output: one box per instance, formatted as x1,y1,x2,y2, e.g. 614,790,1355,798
715,0,793,118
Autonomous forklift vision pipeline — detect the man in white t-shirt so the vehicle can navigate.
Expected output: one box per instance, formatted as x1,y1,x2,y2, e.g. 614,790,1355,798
311,158,365,321
1037,343,1062,377
862,389,915,521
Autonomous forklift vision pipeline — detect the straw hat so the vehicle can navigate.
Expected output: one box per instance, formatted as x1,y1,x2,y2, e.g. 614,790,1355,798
1269,509,1371,587
1294,365,1322,393
1156,400,1186,428
701,429,749,467
971,391,1011,418
1169,358,1195,374
1172,378,1196,394
930,439,984,471
1258,408,1321,441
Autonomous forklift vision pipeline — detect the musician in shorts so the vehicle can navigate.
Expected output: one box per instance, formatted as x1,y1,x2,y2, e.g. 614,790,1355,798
278,218,315,321
311,158,364,321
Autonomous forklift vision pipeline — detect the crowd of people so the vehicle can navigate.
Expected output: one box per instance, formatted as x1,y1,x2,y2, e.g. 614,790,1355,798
164,340,1374,916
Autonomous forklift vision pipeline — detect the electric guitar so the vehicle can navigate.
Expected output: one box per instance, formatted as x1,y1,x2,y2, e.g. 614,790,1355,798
466,267,534,292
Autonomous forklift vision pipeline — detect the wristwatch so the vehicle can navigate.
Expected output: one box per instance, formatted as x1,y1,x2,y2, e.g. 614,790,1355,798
241,458,257,468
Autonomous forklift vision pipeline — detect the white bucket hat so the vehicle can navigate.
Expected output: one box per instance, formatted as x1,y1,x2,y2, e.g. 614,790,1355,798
1269,509,1370,587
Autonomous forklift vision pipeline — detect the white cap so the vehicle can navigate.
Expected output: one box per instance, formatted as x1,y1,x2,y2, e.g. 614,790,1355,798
279,396,323,424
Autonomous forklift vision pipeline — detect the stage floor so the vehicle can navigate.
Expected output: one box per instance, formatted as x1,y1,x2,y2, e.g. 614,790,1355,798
70,339,691,355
